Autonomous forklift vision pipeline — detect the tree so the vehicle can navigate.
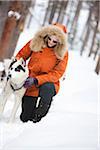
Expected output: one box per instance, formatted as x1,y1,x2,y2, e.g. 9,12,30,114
95,54,100,75
70,0,82,49
56,0,68,24
88,1,99,57
0,0,31,61
42,0,68,25
80,5,93,55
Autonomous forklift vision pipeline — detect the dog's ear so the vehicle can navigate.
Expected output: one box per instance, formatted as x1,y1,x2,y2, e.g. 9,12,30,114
3,59,12,70
11,56,17,62
19,57,26,67
9,57,17,69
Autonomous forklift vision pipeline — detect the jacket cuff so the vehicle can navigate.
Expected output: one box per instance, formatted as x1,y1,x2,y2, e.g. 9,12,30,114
34,78,38,85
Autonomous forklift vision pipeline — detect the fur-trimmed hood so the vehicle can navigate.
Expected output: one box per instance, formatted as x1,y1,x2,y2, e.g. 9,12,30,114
30,25,68,59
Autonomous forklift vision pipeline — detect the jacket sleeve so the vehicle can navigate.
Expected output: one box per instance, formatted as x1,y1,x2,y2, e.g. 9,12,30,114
36,51,68,85
16,41,32,60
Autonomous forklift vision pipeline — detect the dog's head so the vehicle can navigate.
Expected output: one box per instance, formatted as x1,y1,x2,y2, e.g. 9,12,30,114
8,57,29,86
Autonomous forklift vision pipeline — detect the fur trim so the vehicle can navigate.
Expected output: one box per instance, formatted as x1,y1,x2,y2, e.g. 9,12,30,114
30,25,68,59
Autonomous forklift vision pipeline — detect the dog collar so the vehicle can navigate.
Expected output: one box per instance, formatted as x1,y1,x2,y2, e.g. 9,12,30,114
10,84,24,91
10,81,24,91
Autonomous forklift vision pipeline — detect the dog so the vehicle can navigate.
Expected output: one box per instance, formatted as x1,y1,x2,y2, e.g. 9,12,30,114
0,57,29,122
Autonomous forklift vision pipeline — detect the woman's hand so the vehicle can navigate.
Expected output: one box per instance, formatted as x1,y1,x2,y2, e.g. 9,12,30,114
24,77,38,88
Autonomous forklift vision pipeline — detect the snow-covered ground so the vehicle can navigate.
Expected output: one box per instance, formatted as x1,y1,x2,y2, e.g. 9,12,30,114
0,50,99,150
0,1,100,149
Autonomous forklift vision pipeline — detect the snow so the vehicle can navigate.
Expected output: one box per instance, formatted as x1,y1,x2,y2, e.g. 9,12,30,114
0,1,100,149
0,50,99,150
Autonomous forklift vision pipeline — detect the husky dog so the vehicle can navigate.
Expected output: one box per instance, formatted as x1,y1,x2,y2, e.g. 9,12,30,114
0,57,29,122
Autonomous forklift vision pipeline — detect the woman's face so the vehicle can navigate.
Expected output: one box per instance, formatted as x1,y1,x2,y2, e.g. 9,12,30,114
47,35,59,48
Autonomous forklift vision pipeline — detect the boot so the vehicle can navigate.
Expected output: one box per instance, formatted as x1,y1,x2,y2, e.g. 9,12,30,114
20,96,37,122
32,100,51,123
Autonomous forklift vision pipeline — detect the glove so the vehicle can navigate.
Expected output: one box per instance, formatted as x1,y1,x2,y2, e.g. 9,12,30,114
24,77,38,88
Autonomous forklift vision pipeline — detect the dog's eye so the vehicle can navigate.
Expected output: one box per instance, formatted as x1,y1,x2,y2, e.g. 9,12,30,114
11,67,13,70
15,68,20,72
15,65,25,72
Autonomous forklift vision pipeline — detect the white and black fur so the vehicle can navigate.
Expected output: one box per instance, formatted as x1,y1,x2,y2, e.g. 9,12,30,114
0,57,29,122
0,59,11,89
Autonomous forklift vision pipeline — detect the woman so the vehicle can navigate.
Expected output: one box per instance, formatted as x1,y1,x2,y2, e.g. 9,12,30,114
16,23,68,123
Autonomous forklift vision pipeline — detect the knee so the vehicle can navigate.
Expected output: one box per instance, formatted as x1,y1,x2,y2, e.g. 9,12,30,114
40,82,53,91
39,82,56,99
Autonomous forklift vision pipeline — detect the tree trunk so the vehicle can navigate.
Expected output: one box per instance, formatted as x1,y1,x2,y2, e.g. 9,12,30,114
0,0,31,61
94,43,99,60
88,20,98,57
27,0,36,28
69,1,83,49
95,55,100,75
42,0,52,26
66,0,75,26
80,25,91,55
56,1,68,24
70,1,82,32
49,1,57,24
80,6,93,42
88,1,99,57
0,16,17,60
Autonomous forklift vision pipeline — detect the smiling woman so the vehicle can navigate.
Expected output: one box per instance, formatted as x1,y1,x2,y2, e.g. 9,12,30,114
47,35,59,48
16,23,68,123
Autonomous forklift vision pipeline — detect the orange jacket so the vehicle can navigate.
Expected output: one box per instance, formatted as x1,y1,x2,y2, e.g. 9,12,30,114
16,24,68,97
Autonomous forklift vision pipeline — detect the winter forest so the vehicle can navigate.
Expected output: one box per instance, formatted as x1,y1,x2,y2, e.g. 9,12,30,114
0,0,100,150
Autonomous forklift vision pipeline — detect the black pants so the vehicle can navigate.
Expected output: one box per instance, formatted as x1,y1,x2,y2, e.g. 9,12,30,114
20,82,56,122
